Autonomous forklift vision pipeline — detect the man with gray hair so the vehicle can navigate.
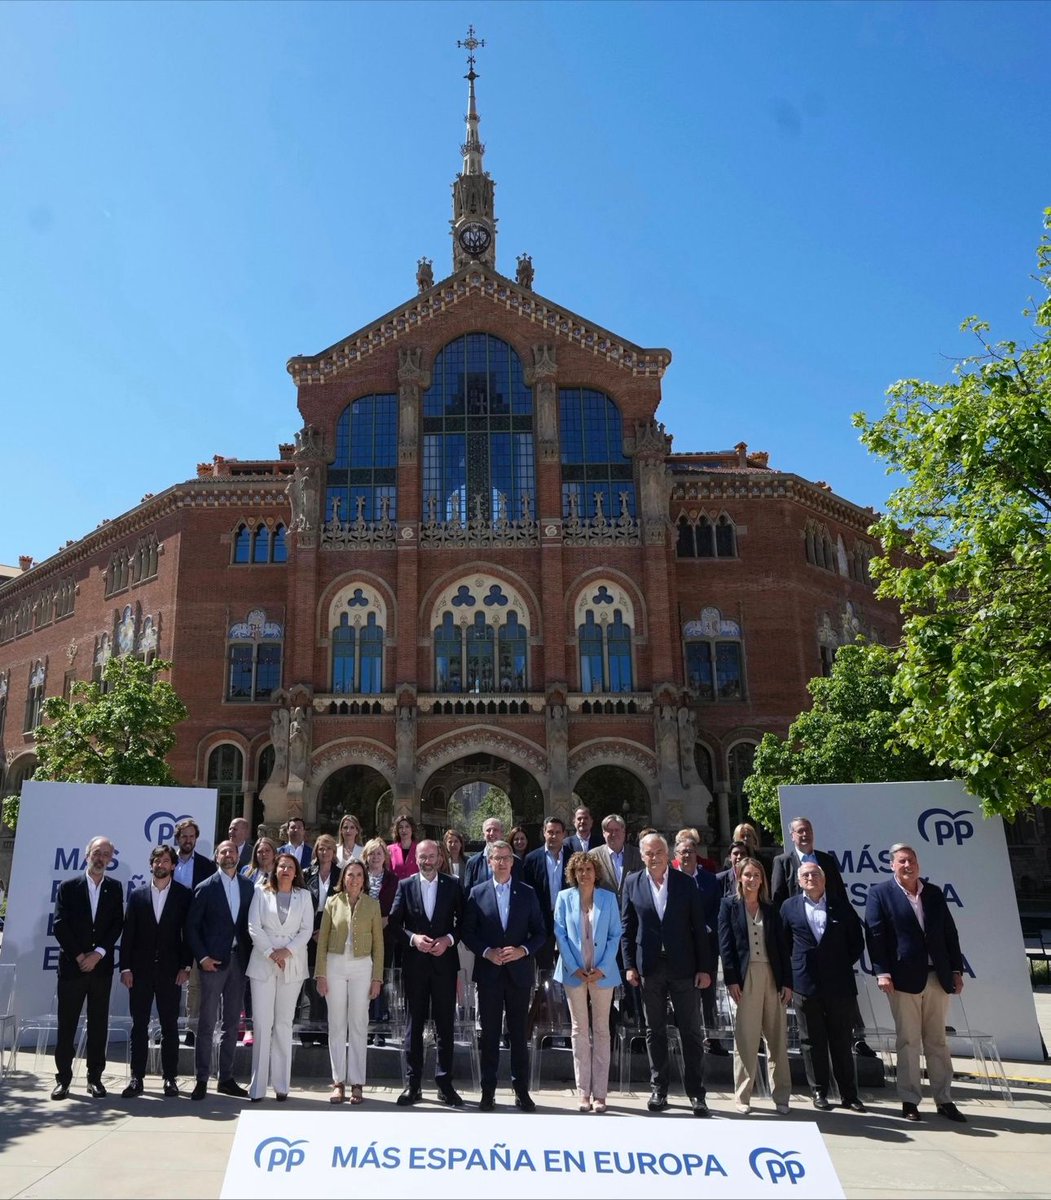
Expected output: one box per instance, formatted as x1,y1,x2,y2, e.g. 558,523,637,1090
464,816,523,891
621,832,712,1116
866,843,967,1123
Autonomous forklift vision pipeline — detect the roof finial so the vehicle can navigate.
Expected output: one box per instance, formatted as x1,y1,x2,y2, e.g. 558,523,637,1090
457,25,486,176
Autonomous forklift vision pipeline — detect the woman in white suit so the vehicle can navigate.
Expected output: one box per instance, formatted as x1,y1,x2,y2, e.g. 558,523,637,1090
246,852,314,1101
553,850,623,1112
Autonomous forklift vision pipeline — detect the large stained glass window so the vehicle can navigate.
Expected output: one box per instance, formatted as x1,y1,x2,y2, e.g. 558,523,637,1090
560,388,636,520
326,394,398,523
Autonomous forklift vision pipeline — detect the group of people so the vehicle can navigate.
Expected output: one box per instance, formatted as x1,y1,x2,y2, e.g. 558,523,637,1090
50,806,967,1125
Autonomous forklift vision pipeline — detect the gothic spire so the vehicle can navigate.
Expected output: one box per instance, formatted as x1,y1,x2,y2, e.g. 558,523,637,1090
459,26,485,176
451,26,496,271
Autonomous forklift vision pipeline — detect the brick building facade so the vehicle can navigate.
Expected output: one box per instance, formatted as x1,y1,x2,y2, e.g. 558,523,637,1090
6,52,1000,887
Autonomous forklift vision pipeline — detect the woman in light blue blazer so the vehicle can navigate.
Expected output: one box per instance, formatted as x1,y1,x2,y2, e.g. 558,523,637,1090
553,851,622,1112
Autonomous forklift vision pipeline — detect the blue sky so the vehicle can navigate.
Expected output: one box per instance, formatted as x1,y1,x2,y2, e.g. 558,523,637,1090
2,0,1048,566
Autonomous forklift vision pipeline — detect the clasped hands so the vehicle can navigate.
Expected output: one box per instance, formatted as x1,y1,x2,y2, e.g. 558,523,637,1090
484,946,526,965
412,933,451,957
573,967,606,984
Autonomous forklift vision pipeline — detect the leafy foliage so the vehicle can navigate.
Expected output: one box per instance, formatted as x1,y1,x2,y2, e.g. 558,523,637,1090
854,211,1051,818
33,656,187,789
744,642,949,833
447,784,513,842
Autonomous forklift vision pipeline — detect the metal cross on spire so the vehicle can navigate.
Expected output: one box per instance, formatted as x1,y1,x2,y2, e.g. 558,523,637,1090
457,24,485,77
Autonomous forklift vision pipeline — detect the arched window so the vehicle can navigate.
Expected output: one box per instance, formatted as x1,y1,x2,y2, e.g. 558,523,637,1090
233,524,252,563
328,583,386,695
422,334,534,524
560,388,636,521
24,659,47,733
574,581,635,694
683,607,744,700
227,609,283,701
252,527,270,563
675,513,736,559
326,394,398,524
727,741,758,833
272,524,287,563
431,576,531,693
208,744,244,844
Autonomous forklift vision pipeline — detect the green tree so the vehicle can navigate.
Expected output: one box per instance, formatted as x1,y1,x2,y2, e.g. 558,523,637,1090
4,656,188,831
855,211,1051,818
447,784,512,842
744,642,949,834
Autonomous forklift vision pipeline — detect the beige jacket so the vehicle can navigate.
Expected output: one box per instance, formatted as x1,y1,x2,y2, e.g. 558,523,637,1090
315,891,384,982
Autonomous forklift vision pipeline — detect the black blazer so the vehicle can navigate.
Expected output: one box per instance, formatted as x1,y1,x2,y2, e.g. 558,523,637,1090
718,896,790,992
119,881,193,979
716,866,739,899
462,878,547,989
388,872,463,981
305,865,341,933
463,849,523,892
780,892,863,999
865,878,963,995
620,868,711,980
53,874,124,979
175,851,218,891
522,846,569,937
565,833,597,856
771,849,846,908
186,870,254,972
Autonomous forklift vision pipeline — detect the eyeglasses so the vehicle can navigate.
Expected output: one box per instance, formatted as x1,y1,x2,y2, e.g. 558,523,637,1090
490,855,513,864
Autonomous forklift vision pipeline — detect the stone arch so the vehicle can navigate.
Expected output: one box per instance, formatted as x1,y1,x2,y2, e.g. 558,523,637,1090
194,730,251,784
567,569,645,637
316,569,397,644
568,743,656,836
420,561,542,638
415,726,548,786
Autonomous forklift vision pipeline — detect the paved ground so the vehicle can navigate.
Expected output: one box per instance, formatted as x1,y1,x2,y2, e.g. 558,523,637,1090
1,990,1049,1200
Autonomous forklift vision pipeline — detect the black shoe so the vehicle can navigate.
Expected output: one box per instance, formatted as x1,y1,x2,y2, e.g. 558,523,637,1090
846,1099,867,1113
375,1033,386,1047
500,1034,510,1049
514,1089,536,1113
51,1082,70,1101
163,1079,180,1098
936,1102,966,1124
647,1090,668,1112
902,1102,922,1122
479,1090,496,1111
853,1039,877,1058
87,1079,107,1099
275,1093,288,1102
191,1079,208,1101
183,1031,195,1047
367,1033,375,1046
811,1090,832,1111
121,1077,144,1099
437,1084,465,1107
217,1078,249,1098
397,1086,423,1107
690,1096,711,1117
704,1038,729,1057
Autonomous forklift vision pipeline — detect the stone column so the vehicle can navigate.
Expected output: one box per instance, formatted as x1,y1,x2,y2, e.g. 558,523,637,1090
545,689,571,812
394,687,418,816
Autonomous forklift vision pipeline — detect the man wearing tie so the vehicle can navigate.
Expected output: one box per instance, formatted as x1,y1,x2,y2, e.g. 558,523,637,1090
186,840,254,1100
621,833,712,1117
462,840,547,1112
523,816,570,971
51,836,124,1100
388,839,465,1107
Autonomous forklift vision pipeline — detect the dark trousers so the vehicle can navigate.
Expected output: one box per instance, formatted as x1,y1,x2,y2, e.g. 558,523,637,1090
304,939,328,1030
403,967,457,1084
195,959,246,1082
639,961,706,1099
55,968,114,1085
129,975,181,1080
477,973,530,1092
534,934,557,973
797,992,858,1101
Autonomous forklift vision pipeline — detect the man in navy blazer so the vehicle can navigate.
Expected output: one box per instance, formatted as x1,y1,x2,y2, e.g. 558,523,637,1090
388,839,465,1107
522,816,570,971
771,817,846,908
51,835,124,1100
463,817,523,891
782,862,866,1112
278,816,312,870
462,840,547,1112
186,840,254,1100
565,805,597,855
621,833,712,1116
865,843,967,1123
119,845,193,1098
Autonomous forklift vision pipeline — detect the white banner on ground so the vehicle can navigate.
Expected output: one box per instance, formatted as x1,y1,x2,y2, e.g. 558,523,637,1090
778,780,1043,1061
1,780,217,1025
220,1111,844,1199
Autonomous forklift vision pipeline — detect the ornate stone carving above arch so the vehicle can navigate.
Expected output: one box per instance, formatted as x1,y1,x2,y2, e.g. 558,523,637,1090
572,576,637,629
309,738,397,792
568,738,657,786
327,581,388,632
429,573,534,632
415,726,548,783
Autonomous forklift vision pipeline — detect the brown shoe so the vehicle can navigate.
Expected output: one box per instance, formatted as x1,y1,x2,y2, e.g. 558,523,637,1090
330,1083,345,1105
350,1085,364,1105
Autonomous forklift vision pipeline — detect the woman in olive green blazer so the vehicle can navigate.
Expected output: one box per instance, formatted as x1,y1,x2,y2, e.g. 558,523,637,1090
316,860,384,1103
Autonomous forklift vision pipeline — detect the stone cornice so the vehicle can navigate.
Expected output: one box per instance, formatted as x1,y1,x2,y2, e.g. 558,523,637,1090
0,478,290,602
669,470,880,533
287,267,672,386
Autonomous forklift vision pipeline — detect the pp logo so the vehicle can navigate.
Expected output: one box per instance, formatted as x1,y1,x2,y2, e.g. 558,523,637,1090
144,811,194,845
254,1137,308,1173
918,808,974,847
749,1148,806,1186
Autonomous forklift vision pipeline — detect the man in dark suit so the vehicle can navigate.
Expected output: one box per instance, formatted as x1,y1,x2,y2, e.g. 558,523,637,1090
51,835,124,1100
185,839,254,1100
673,835,727,1055
565,805,596,855
462,840,547,1112
782,862,866,1112
622,832,712,1116
771,816,845,907
593,813,644,1030
278,816,313,870
463,817,523,891
522,816,570,971
228,817,253,871
388,839,465,1107
865,842,967,1124
119,845,193,1098
172,818,218,891
716,840,749,898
